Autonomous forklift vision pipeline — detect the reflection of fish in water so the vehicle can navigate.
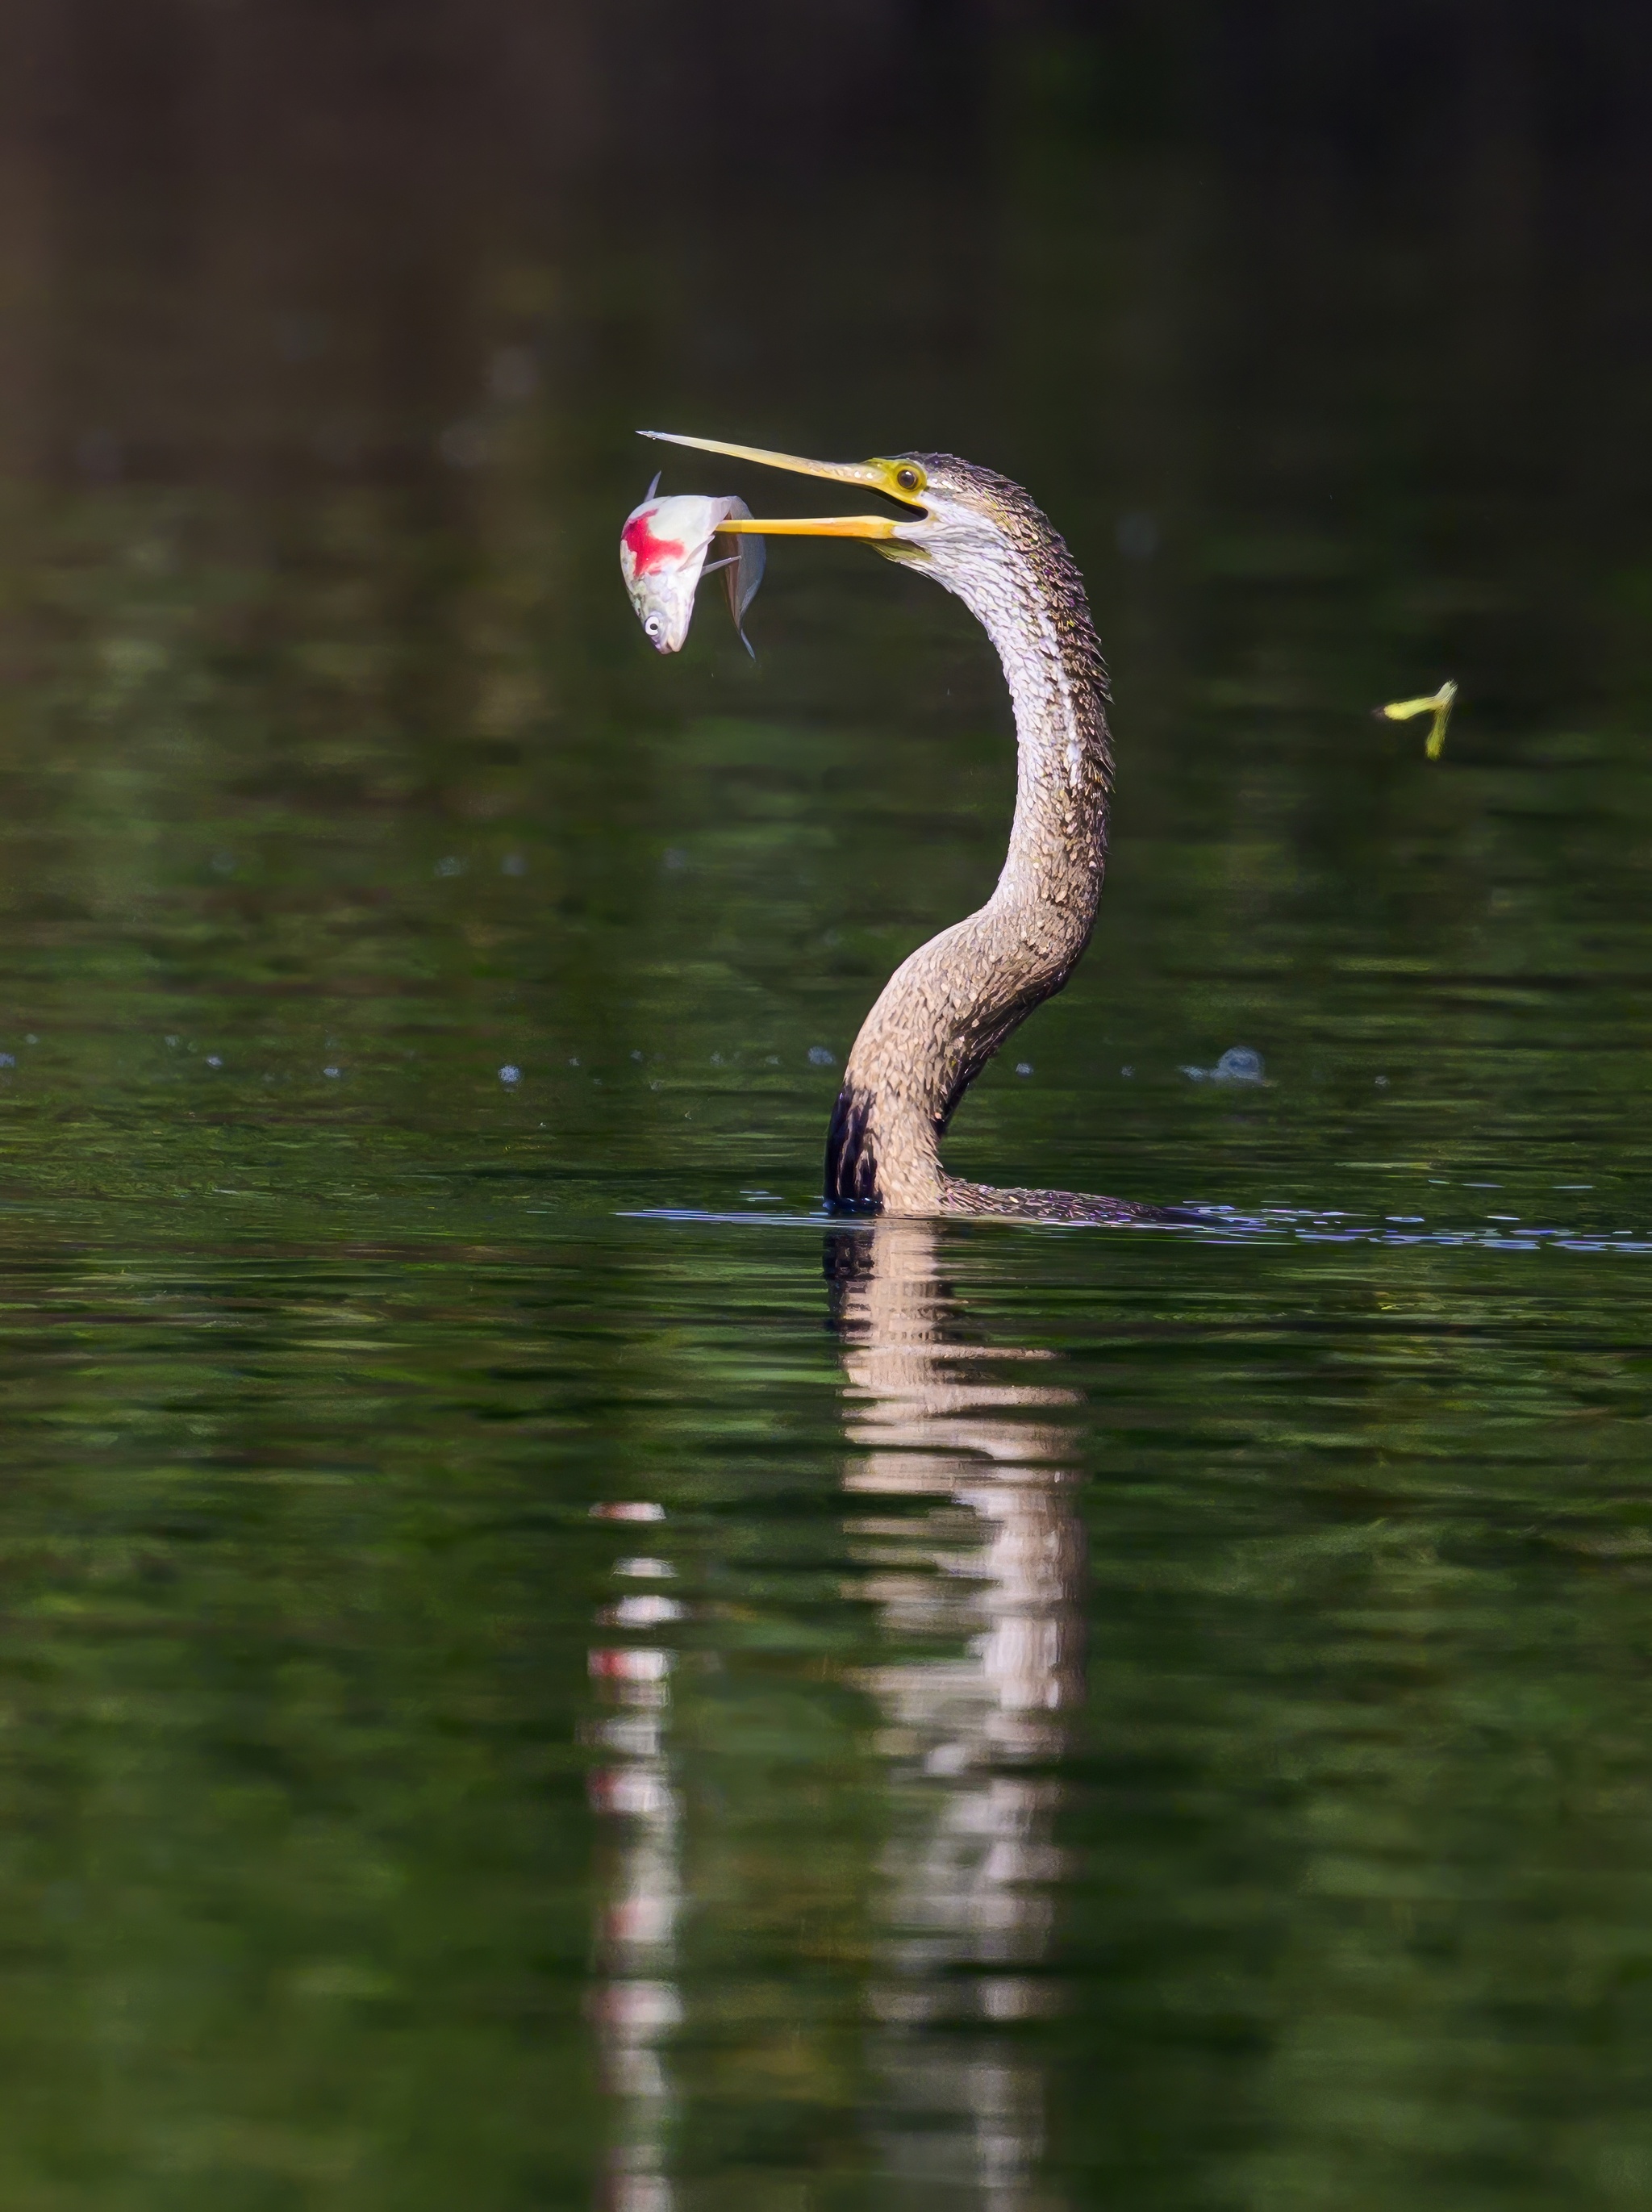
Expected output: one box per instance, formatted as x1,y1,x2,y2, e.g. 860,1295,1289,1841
620,478,766,657
1376,678,1456,759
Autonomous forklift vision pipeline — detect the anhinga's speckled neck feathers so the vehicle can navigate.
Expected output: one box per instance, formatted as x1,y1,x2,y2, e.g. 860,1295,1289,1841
826,455,1135,1220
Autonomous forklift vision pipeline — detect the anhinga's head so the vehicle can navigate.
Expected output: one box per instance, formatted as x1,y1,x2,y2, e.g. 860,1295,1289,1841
637,430,1107,749
636,429,1062,597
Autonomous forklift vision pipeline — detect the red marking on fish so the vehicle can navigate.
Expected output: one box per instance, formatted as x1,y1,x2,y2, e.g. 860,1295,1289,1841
622,508,686,576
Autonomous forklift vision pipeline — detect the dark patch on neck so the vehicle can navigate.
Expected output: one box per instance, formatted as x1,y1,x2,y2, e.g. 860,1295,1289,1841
824,1084,881,1213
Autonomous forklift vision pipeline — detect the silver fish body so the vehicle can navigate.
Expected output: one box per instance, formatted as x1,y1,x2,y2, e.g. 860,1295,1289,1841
620,490,765,656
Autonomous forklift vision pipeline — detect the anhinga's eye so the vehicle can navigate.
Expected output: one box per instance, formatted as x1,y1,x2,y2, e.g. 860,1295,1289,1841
894,464,924,495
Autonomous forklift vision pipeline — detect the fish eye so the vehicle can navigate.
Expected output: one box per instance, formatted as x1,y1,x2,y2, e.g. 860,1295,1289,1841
645,613,665,637
892,464,925,496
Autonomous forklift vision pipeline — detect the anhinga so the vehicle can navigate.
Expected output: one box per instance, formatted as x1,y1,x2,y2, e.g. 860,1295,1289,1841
643,430,1174,1226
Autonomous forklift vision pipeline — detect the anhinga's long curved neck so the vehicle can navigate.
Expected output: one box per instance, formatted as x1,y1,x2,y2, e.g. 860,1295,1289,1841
825,503,1113,1215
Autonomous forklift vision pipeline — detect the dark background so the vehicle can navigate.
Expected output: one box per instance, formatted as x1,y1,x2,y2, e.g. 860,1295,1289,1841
2,0,1649,499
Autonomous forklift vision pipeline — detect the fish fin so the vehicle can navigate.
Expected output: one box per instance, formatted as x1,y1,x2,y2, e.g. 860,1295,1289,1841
645,470,661,501
720,538,763,658
735,532,766,623
715,501,766,654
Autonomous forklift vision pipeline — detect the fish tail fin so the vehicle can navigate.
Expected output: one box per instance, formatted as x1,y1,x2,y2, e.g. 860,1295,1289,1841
721,520,766,662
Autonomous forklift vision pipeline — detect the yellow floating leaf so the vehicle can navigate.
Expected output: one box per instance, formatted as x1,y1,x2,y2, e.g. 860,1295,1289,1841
1376,678,1456,759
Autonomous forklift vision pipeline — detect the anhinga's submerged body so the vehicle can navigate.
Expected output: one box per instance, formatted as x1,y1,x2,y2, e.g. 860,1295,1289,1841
639,431,1171,1225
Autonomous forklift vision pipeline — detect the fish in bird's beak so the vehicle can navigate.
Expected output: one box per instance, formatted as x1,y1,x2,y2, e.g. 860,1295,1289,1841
637,430,932,542
620,485,766,655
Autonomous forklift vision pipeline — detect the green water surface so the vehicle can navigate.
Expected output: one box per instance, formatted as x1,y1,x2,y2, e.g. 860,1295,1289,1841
2,47,1651,2211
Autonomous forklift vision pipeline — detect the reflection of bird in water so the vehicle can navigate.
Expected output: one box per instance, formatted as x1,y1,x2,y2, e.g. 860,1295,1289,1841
584,1228,1086,2211
645,429,1182,1226
829,1218,1086,2210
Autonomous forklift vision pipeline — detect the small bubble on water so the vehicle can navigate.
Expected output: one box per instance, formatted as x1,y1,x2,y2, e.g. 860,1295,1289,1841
1213,1049,1264,1083
1120,1066,1133,1078
630,1050,643,1062
1375,1074,1390,1087
1184,1048,1265,1085
435,856,463,878
568,1056,580,1067
205,1055,223,1069
165,1036,180,1049
1016,1062,1033,1076
24,1035,38,1045
323,1066,341,1079
0,1054,14,1068
499,1064,520,1084
807,1045,836,1066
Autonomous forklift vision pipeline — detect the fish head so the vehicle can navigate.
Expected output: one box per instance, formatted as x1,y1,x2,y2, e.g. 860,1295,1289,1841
620,494,732,653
